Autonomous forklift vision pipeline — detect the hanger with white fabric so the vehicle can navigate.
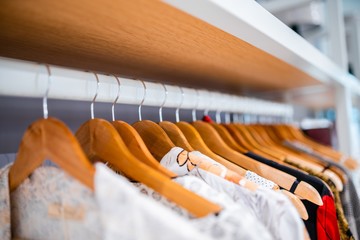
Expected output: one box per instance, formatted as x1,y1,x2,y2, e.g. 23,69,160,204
157,84,195,152
110,76,176,178
9,65,95,192
76,74,222,218
191,94,323,207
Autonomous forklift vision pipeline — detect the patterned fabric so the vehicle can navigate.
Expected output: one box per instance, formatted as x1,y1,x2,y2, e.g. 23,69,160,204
191,168,305,240
0,163,213,240
285,140,360,239
285,161,354,240
161,147,304,240
245,170,276,189
341,178,360,240
133,175,274,240
245,151,340,240
95,163,213,240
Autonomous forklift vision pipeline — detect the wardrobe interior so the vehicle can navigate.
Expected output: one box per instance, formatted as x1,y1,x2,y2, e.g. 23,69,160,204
1,0,360,240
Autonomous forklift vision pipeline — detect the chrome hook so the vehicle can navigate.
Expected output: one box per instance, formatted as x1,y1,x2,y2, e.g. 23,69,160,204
138,80,147,121
175,86,184,122
215,93,222,124
43,64,52,119
204,90,210,116
91,73,100,119
225,112,231,124
159,83,168,122
111,75,121,121
192,89,200,122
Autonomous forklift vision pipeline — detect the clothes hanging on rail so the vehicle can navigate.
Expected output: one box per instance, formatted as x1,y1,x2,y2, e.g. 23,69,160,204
0,163,214,240
133,174,274,240
284,139,360,239
191,150,277,189
244,151,341,240
159,147,306,240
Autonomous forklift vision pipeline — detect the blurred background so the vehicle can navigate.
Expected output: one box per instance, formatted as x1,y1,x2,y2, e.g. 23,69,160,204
256,0,360,158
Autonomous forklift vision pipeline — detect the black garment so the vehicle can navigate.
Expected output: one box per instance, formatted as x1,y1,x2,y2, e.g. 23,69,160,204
244,151,334,240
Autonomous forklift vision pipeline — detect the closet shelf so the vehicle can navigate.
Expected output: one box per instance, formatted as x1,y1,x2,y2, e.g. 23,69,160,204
164,0,360,93
0,0,359,98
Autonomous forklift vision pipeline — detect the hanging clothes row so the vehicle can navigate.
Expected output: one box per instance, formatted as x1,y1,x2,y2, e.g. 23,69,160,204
0,62,359,240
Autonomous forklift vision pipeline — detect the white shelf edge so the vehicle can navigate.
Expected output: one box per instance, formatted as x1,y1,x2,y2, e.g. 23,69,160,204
163,0,360,95
0,57,293,117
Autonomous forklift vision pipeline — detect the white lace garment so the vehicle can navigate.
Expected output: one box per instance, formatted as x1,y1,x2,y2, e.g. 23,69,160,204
160,147,305,240
0,162,213,240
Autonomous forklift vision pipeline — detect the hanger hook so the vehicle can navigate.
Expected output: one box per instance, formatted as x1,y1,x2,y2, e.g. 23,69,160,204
225,112,230,124
159,83,168,122
111,75,121,121
43,64,52,119
91,73,100,119
175,86,184,122
192,89,200,122
215,93,222,124
138,80,147,121
204,90,210,116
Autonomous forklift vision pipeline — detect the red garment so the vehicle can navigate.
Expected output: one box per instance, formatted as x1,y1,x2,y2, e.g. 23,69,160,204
202,115,213,123
317,195,340,240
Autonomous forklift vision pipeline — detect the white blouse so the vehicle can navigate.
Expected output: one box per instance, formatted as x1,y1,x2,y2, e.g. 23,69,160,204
133,175,274,240
161,147,305,240
0,163,213,240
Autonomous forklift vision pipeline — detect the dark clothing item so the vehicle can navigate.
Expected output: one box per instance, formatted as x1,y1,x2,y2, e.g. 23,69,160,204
245,151,340,240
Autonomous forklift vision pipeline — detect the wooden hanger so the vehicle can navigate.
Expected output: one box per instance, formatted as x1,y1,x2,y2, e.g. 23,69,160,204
192,120,323,206
284,125,358,170
112,120,176,178
9,66,95,192
279,189,309,220
209,121,308,218
110,76,176,178
77,75,221,217
9,117,95,192
223,123,278,160
176,121,247,176
131,81,182,161
248,124,344,191
159,121,194,152
228,122,343,191
263,124,348,184
132,119,176,161
233,123,285,160
159,86,194,152
76,118,221,217
264,125,347,186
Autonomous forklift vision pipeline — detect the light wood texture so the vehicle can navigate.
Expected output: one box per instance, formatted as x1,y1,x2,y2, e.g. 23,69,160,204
176,121,247,177
112,120,176,178
159,121,194,152
0,0,320,94
192,121,323,206
76,118,221,217
211,123,248,153
284,125,358,170
9,117,95,192
264,125,349,183
280,189,308,220
240,124,344,191
132,120,175,161
251,125,345,190
225,124,278,160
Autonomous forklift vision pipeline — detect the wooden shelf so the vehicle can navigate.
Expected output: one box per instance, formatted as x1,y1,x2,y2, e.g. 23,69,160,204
165,0,360,90
1,0,358,97
0,0,322,95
